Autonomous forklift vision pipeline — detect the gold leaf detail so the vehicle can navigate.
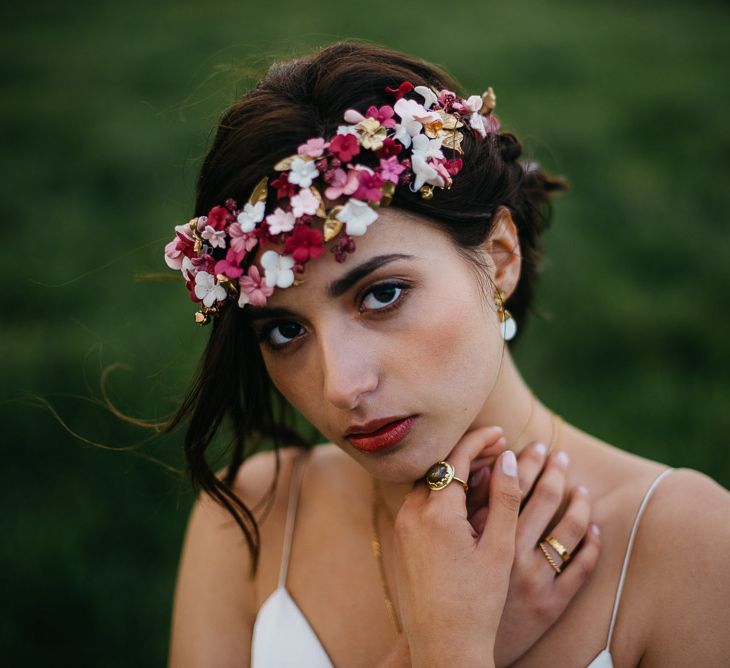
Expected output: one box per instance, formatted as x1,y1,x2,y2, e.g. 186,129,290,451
419,185,434,200
482,87,496,114
310,186,326,218
323,218,344,242
273,154,298,171
441,130,464,154
438,110,463,130
248,176,269,205
380,182,396,206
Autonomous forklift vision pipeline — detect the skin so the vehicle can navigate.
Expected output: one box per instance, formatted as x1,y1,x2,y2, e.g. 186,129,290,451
169,206,730,667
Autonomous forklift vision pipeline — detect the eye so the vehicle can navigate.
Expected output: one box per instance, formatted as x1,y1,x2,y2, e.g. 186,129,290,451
258,321,304,349
360,282,407,312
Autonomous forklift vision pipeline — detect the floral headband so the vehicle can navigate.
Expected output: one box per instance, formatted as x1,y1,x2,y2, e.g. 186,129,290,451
164,81,500,324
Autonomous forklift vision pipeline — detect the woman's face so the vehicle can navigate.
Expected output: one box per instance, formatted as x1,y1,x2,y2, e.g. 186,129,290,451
248,207,507,483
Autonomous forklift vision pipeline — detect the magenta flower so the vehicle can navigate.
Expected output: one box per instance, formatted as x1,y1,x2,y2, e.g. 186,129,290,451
353,169,384,202
366,104,396,128
324,167,359,200
214,248,246,279
238,265,274,307
283,225,325,263
379,156,407,184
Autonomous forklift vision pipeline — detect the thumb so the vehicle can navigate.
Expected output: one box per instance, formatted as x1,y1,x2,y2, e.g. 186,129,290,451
477,450,521,575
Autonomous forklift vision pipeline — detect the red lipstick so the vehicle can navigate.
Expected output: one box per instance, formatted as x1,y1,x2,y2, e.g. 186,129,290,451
346,416,417,453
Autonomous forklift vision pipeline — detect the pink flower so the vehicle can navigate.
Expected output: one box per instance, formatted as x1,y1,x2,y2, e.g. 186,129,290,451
329,133,360,162
228,222,258,254
214,248,246,279
201,224,226,249
238,265,274,307
366,104,396,128
324,167,359,200
207,205,232,230
353,169,384,202
164,225,194,270
298,137,327,158
265,207,296,234
290,188,319,218
379,157,406,184
283,225,325,263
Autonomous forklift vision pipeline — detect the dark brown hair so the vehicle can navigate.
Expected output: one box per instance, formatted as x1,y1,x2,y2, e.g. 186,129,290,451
168,41,567,574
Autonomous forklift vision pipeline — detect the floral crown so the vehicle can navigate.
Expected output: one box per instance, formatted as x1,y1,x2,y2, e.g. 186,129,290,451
164,81,500,324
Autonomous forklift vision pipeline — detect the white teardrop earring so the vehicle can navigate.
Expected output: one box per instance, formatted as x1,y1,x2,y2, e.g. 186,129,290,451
495,289,517,341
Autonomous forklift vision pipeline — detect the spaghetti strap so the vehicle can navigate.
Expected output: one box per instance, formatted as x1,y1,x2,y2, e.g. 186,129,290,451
604,467,674,650
277,449,310,589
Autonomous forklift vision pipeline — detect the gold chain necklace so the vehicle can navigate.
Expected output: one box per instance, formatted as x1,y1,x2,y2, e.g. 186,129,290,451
370,410,563,634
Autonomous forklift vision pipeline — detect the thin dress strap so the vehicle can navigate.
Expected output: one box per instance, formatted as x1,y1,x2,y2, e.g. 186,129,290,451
604,467,674,650
277,449,310,589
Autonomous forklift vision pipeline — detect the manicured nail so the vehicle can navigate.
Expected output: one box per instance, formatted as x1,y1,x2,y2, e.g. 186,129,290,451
555,451,569,467
590,523,600,536
577,485,590,495
534,442,546,456
502,450,517,476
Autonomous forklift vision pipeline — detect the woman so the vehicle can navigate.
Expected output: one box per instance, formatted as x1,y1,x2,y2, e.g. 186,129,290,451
166,42,730,666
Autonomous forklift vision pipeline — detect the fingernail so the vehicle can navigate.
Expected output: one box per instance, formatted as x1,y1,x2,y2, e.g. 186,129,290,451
590,523,600,536
534,442,546,456
577,485,590,495
555,451,569,467
501,450,517,476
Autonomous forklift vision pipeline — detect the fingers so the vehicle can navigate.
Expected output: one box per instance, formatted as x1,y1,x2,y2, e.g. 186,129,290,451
516,450,569,551
553,522,601,595
477,450,522,574
542,485,591,560
517,441,548,500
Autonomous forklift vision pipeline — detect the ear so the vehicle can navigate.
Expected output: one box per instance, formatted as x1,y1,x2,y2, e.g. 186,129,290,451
482,205,521,299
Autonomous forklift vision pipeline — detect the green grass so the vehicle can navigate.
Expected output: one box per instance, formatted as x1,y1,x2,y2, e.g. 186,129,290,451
3,1,729,664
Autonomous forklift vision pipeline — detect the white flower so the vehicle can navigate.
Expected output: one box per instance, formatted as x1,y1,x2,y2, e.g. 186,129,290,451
181,256,196,281
288,157,319,188
410,153,445,192
343,109,366,124
414,85,438,110
336,124,359,136
237,201,266,232
290,188,319,218
411,133,445,161
464,95,483,113
391,123,412,148
393,98,439,140
469,112,487,138
335,198,379,236
265,207,296,234
200,224,226,249
261,250,296,288
194,271,227,307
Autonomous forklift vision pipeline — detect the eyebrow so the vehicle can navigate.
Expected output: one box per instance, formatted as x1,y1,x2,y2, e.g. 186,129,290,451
245,253,416,322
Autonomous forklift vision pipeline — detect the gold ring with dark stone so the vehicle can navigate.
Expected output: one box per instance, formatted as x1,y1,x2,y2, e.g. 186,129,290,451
425,461,469,492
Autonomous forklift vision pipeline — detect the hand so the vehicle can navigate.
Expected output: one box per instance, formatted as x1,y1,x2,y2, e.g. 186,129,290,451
392,426,521,668
467,442,602,667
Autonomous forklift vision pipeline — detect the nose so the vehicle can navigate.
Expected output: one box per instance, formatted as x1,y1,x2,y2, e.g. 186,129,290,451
319,328,379,411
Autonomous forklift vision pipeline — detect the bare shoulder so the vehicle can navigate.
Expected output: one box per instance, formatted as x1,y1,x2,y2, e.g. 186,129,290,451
631,468,730,665
168,445,306,668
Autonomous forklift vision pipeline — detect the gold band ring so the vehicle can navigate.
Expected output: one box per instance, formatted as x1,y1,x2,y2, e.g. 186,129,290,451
425,461,469,493
544,534,572,562
538,541,562,574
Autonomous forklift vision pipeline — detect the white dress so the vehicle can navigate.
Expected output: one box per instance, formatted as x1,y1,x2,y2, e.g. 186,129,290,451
251,450,674,667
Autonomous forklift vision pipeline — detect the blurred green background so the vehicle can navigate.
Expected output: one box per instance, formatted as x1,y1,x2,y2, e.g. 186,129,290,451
3,0,728,665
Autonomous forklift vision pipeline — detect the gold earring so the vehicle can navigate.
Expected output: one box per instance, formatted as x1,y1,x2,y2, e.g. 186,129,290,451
494,289,517,341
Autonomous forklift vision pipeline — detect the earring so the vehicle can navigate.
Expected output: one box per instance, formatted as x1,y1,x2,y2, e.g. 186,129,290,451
495,289,517,341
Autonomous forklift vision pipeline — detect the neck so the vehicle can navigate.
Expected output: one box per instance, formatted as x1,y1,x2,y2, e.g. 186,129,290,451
375,349,559,519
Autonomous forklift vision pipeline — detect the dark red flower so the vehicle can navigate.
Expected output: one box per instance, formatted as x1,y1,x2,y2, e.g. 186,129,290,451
207,205,232,230
283,224,325,263
385,81,414,100
271,173,297,199
376,137,403,158
444,158,463,176
329,133,360,162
